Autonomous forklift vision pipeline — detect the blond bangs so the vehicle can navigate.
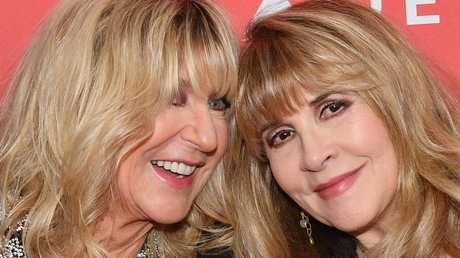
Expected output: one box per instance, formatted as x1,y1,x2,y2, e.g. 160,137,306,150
177,0,238,101
97,0,238,122
238,15,370,158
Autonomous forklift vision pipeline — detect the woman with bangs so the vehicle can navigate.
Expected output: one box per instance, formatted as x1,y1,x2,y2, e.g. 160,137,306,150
0,0,237,257
225,0,460,257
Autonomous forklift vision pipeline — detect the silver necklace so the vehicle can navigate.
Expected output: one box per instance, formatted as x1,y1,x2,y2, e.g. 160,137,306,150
1,216,164,258
137,230,163,258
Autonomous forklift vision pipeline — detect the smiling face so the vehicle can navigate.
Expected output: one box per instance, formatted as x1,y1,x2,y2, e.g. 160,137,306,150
262,90,398,245
115,85,229,224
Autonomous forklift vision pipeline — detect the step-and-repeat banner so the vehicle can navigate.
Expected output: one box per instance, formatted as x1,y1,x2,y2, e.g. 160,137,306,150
1,0,459,96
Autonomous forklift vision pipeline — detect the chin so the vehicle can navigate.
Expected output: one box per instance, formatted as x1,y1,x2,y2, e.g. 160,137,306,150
148,205,193,224
156,214,189,224
326,213,376,235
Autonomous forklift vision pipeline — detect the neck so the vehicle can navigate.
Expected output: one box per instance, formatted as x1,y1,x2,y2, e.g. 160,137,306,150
353,197,399,251
355,225,385,250
94,208,153,257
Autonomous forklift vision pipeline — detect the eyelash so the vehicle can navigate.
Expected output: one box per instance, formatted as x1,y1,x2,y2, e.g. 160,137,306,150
171,94,230,113
319,99,349,119
208,97,230,112
266,128,295,147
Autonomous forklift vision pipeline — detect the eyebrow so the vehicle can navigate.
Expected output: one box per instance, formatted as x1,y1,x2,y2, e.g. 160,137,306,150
258,92,336,133
259,122,282,136
309,92,333,106
258,91,343,135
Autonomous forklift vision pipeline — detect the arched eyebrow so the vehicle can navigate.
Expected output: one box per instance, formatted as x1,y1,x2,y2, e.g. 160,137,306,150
309,90,353,106
257,92,336,135
309,92,332,106
259,122,282,136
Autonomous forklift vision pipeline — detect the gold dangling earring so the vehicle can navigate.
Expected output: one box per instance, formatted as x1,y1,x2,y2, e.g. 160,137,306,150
299,211,315,245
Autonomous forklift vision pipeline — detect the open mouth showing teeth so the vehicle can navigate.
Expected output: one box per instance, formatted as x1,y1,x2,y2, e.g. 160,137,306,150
150,160,197,178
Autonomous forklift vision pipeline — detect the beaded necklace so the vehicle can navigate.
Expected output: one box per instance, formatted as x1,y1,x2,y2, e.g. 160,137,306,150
1,217,163,258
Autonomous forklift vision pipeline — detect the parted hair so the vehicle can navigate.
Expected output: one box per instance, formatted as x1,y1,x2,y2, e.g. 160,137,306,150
0,0,238,257
225,0,460,257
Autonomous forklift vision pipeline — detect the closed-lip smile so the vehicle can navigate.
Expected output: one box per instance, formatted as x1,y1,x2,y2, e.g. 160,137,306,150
313,163,365,199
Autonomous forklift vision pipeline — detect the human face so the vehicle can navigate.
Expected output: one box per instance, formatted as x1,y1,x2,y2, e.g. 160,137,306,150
115,86,229,224
262,90,398,244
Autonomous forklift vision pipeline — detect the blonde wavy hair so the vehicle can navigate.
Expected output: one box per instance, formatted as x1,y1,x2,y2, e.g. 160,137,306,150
225,0,460,257
0,0,238,257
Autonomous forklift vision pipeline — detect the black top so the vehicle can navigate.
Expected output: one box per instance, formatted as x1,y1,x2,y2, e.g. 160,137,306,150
198,250,233,258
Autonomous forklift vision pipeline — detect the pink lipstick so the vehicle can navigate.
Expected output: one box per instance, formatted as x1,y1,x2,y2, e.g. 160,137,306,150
313,164,364,200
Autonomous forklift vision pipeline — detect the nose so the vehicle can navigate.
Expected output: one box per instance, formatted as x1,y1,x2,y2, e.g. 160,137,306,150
180,107,218,154
299,129,337,172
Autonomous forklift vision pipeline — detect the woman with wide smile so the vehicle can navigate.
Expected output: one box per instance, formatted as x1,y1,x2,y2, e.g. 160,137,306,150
0,0,238,257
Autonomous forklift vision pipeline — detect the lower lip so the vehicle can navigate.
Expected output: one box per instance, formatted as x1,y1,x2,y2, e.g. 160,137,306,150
152,165,196,189
315,169,361,200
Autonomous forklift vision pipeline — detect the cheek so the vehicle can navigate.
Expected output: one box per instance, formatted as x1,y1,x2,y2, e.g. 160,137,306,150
346,107,393,158
348,108,399,201
115,151,140,196
215,120,229,151
268,152,305,195
148,113,178,143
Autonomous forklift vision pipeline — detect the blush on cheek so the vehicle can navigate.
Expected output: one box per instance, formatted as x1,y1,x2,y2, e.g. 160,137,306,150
346,107,391,156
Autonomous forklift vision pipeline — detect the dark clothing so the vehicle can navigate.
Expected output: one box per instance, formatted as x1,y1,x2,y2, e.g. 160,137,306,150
198,250,233,258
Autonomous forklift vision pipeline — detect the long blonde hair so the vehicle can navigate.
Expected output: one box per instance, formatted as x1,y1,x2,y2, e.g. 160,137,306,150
227,0,460,257
0,0,238,257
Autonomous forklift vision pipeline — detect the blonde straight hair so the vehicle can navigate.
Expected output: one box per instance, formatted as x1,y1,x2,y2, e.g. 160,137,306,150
226,0,460,257
0,0,238,257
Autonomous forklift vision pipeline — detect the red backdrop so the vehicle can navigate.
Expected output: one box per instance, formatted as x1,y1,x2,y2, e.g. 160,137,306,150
1,0,459,96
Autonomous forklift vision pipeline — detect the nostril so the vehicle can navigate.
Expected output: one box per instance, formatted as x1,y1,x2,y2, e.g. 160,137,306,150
300,153,335,173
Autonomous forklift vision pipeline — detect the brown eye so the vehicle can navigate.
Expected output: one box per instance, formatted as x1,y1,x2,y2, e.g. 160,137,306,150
320,100,348,119
267,128,295,147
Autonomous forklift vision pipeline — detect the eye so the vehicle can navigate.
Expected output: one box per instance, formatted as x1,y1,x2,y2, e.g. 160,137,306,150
319,100,348,119
208,97,230,112
266,128,295,147
172,91,187,106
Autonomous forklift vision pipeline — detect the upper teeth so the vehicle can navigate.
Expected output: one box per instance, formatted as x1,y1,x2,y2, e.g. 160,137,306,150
151,160,196,176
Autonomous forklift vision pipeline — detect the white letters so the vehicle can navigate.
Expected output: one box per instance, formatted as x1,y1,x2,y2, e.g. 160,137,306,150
254,0,441,26
406,0,440,25
255,0,291,19
370,0,382,12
